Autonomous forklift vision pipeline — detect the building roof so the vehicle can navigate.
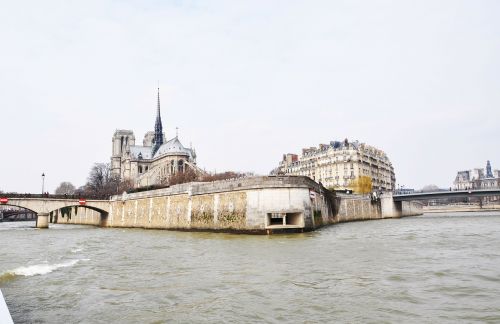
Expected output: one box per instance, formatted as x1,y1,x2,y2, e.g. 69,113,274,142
130,146,152,160
128,137,196,161
153,137,195,159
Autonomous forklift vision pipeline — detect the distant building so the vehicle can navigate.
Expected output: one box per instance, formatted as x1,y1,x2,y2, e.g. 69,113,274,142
111,88,200,188
272,139,395,191
453,160,500,190
394,188,415,195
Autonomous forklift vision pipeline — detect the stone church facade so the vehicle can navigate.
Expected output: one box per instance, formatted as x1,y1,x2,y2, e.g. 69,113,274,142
111,89,199,188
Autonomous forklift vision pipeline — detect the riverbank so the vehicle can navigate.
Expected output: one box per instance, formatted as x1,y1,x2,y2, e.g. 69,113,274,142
53,176,420,233
423,205,500,214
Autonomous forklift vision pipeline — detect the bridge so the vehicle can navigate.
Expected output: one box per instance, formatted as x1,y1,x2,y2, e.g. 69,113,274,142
393,189,500,201
0,194,109,228
0,209,36,222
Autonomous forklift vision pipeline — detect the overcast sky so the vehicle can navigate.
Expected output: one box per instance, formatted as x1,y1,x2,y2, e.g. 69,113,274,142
1,0,499,193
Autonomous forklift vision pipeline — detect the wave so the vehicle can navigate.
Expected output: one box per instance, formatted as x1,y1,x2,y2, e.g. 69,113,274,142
0,260,81,282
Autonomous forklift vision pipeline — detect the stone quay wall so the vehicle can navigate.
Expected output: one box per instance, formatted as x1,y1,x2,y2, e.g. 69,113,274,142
61,176,337,233
53,176,422,233
336,193,422,223
336,194,382,222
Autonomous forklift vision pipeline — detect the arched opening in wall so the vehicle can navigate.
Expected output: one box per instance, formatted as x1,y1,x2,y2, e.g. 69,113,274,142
0,205,37,223
178,160,184,173
49,205,109,227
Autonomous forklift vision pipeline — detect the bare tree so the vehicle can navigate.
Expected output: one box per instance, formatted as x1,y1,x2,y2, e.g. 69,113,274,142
117,179,134,194
85,163,120,197
87,163,111,191
158,169,248,188
200,171,246,182
167,168,198,186
73,186,86,196
55,182,76,195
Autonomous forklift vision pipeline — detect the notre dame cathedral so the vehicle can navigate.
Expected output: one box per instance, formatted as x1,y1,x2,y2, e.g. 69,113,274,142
111,88,200,187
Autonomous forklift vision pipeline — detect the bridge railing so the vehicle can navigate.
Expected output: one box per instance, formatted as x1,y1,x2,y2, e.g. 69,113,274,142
393,188,500,196
393,189,453,195
0,193,109,200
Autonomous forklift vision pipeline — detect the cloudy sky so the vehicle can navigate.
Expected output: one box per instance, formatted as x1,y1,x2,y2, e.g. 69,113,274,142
1,0,499,193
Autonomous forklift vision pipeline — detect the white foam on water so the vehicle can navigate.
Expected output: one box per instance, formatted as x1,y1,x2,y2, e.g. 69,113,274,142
9,259,81,277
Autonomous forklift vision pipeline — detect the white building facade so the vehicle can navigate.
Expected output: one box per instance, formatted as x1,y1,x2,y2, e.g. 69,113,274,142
453,161,500,190
272,139,395,191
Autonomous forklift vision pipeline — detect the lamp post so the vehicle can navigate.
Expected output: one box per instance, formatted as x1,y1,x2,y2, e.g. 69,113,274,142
41,173,45,195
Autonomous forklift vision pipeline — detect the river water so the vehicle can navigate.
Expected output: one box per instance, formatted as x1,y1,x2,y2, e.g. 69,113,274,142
1,212,500,323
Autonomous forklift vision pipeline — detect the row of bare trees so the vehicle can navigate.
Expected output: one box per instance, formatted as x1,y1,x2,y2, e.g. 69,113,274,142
55,163,134,198
55,163,249,198
166,169,247,186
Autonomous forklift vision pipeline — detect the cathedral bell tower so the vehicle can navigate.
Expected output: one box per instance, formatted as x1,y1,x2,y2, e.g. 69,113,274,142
152,87,164,156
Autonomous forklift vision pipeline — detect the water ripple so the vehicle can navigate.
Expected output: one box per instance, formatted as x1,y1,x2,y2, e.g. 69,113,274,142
1,213,500,323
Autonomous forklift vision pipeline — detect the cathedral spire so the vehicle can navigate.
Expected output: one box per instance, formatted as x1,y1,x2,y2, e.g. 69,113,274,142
156,85,161,119
486,160,493,178
152,86,164,156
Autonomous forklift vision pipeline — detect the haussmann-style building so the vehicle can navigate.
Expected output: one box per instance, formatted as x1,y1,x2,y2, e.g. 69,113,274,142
453,160,500,190
111,88,200,188
272,139,395,191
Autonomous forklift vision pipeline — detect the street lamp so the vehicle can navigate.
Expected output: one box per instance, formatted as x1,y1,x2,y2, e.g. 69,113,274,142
41,173,45,195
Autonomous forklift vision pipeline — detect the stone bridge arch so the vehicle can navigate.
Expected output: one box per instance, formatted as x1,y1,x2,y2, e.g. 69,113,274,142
1,197,110,228
0,204,38,217
47,204,110,228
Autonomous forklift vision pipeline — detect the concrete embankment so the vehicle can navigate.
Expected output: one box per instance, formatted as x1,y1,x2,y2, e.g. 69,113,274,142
106,176,336,233
336,194,422,223
53,176,422,234
423,205,500,213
